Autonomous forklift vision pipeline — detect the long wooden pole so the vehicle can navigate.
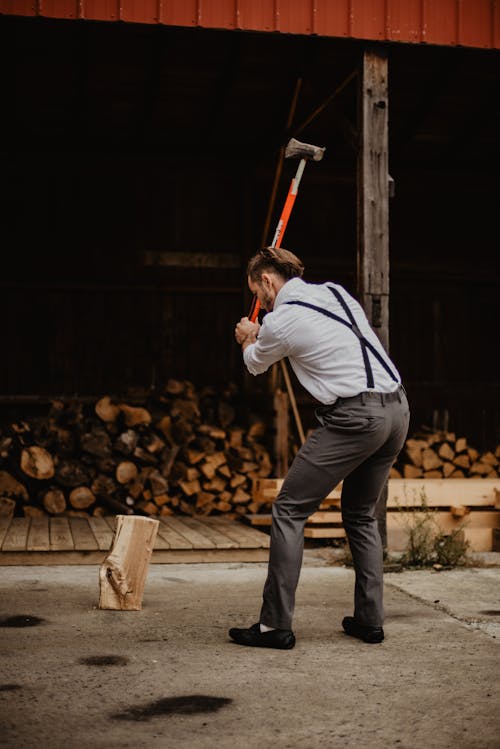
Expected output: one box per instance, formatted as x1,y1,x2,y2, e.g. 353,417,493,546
357,46,390,547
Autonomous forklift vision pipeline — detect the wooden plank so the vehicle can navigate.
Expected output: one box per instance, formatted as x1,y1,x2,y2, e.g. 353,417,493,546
387,526,493,553
388,510,500,532
104,516,117,532
0,517,12,547
2,518,30,551
388,478,500,508
254,478,500,509
180,517,238,549
253,478,342,503
26,516,50,551
247,514,273,526
0,548,270,566
0,551,107,565
203,517,270,548
162,516,216,549
306,511,343,524
50,517,74,551
304,527,346,539
88,517,114,551
157,518,193,549
152,526,171,550
247,511,343,525
69,518,99,551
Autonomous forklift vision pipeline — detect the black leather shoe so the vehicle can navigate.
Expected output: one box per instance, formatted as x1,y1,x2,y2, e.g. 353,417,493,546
342,616,384,643
229,623,295,649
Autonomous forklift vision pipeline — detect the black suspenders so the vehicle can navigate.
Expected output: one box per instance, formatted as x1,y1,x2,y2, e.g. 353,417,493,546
285,286,399,390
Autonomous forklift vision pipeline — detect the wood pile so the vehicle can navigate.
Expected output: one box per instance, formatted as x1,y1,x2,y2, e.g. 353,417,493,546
390,431,500,480
0,380,273,520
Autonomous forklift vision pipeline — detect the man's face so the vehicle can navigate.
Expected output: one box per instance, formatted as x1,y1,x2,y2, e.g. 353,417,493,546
248,273,275,312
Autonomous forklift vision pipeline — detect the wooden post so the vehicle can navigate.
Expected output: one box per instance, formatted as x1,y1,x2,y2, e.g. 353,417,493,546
357,46,390,547
273,388,289,478
99,515,159,611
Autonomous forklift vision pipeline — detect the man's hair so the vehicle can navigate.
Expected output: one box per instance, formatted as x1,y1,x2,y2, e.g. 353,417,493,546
247,247,304,282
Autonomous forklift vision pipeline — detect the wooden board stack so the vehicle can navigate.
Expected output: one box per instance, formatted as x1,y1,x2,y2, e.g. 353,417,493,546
248,477,500,551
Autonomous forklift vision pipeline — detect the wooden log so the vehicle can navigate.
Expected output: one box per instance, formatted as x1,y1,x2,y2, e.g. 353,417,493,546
455,437,467,453
116,461,139,485
95,395,121,423
403,464,423,478
0,496,16,517
438,442,455,462
482,451,499,467
69,486,95,510
148,469,169,497
119,404,152,428
98,515,159,611
23,505,46,518
178,479,201,497
0,470,28,500
42,487,67,514
20,446,55,480
202,476,226,493
81,430,112,458
56,459,92,488
232,487,251,504
114,430,139,456
421,448,442,471
454,454,470,469
442,462,455,478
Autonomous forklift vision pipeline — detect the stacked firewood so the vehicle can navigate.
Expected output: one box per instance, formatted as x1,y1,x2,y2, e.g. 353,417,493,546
391,431,500,479
0,380,273,519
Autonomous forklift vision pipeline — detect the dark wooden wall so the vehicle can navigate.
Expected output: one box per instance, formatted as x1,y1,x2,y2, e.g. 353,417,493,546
1,16,499,450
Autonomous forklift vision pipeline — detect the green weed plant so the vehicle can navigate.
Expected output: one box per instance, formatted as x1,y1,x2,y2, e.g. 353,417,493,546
396,487,470,567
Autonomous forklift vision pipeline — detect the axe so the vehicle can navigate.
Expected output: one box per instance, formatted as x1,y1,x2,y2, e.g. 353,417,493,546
248,137,325,323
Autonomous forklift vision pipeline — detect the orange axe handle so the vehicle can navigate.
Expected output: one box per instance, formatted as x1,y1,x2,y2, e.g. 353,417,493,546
248,159,306,323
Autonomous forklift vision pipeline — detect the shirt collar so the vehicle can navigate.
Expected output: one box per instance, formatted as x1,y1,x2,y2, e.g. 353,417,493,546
273,277,305,310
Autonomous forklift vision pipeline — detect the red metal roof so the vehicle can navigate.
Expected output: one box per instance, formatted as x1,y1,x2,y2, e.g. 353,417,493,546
1,0,499,50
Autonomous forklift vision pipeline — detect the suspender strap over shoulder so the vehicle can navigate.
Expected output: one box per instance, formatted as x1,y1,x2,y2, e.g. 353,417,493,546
284,286,399,389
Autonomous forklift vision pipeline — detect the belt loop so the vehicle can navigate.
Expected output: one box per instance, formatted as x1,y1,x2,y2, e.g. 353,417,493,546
361,392,366,405
380,392,385,406
397,386,402,403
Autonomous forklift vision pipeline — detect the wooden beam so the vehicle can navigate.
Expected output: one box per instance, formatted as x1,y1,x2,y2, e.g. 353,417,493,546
357,46,390,351
357,46,390,547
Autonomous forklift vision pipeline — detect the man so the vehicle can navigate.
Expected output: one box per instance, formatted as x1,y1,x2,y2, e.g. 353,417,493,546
230,246,410,649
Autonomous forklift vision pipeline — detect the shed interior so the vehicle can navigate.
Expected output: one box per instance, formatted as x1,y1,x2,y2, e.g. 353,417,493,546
2,14,499,448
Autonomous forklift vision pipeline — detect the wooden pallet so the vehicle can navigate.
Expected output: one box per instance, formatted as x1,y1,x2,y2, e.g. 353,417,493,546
249,478,500,550
0,515,270,565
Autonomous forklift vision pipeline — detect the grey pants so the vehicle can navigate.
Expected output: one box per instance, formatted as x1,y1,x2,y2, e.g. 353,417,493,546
260,387,410,630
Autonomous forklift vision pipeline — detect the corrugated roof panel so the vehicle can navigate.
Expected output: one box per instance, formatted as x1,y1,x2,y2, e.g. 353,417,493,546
423,0,458,46
237,0,276,33
1,0,32,15
159,0,198,27
1,0,499,49
387,0,422,43
272,0,313,35
81,1,123,22
351,0,386,41
459,0,494,49
314,0,350,38
36,0,78,19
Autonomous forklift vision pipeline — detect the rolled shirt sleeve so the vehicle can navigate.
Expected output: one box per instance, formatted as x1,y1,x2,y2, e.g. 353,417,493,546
243,315,289,376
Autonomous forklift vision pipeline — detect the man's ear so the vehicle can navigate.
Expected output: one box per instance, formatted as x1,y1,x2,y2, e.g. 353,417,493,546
260,271,272,289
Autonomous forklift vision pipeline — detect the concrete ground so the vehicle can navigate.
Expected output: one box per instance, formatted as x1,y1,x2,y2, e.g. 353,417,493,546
1,553,499,749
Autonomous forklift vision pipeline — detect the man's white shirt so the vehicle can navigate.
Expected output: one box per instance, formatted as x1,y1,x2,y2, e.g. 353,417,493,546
243,277,401,405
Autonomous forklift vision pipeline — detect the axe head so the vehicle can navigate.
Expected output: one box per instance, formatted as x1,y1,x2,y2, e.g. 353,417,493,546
285,137,325,162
